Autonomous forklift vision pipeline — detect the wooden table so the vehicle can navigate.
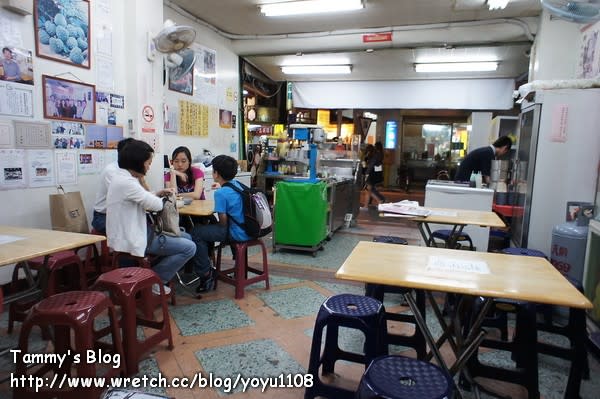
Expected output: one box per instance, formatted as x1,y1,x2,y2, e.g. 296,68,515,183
178,200,215,217
336,242,592,398
178,200,215,228
0,225,105,304
411,207,506,249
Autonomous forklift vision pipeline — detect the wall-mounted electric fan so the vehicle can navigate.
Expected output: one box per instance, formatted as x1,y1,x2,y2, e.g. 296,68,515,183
541,0,600,23
148,20,197,81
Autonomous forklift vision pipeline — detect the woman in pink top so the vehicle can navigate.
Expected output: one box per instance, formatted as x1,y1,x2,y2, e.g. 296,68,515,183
165,146,205,199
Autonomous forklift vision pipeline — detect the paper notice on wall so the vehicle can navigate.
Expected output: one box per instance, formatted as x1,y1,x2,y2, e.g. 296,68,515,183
427,255,490,274
96,56,114,90
15,121,51,148
55,150,78,185
550,104,568,143
0,12,23,47
27,149,55,188
0,119,14,148
0,82,33,118
0,148,26,189
140,133,159,151
78,149,104,175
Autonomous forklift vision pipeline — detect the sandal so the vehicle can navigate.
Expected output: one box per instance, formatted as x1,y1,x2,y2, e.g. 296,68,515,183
196,267,216,293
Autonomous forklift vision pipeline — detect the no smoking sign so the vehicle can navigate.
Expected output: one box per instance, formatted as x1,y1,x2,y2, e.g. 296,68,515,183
142,105,154,123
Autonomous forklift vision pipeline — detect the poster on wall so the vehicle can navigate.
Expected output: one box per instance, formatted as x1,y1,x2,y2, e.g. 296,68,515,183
164,104,178,134
109,93,124,108
219,109,232,128
0,46,34,85
34,0,91,69
0,148,26,189
579,22,600,79
0,81,33,117
192,44,217,105
55,150,77,185
51,121,85,149
179,100,208,137
27,149,55,188
85,124,123,149
168,48,194,95
78,149,104,175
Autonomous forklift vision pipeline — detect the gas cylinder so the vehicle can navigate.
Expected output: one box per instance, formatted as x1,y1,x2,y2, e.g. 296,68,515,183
550,202,594,283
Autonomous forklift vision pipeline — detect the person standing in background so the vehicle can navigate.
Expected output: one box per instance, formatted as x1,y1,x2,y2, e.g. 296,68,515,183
364,141,386,206
454,136,512,183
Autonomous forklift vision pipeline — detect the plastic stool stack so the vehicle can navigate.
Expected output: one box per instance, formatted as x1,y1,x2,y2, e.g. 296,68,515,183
305,294,387,399
356,355,453,399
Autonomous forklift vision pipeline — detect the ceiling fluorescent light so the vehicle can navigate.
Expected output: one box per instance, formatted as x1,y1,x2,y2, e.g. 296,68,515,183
260,0,364,17
487,0,509,10
281,65,352,74
415,62,498,73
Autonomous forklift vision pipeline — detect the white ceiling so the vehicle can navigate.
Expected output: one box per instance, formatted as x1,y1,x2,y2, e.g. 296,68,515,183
165,0,543,82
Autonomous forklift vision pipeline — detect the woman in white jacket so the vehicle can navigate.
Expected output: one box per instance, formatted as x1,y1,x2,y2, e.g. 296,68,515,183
106,139,196,294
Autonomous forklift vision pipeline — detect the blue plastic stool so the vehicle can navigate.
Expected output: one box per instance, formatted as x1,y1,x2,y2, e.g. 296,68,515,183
501,247,546,257
430,229,473,250
356,355,453,399
482,248,548,340
305,294,388,399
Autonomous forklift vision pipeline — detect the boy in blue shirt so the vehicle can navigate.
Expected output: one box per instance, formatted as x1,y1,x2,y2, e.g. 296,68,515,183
190,155,249,292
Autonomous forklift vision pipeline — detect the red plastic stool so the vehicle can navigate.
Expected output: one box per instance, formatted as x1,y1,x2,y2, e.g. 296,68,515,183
8,251,87,336
110,252,176,310
14,291,125,399
215,239,269,299
92,267,174,375
11,251,87,296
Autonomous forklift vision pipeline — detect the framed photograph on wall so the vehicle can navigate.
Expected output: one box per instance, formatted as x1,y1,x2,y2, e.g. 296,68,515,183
42,75,96,123
34,0,91,69
0,46,34,84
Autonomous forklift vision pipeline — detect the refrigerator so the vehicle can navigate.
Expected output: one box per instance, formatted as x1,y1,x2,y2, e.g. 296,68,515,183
425,182,494,252
511,88,600,257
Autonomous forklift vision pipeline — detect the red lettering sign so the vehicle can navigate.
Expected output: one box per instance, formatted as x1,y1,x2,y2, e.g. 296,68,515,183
363,32,392,43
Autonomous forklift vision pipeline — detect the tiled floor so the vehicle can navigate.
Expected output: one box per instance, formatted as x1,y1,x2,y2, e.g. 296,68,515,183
2,189,599,399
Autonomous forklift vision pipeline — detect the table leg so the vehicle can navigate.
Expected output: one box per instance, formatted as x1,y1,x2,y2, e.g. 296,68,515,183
565,308,586,399
417,222,434,247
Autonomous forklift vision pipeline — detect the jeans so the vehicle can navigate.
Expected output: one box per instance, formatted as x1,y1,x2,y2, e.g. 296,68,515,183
146,231,196,283
91,211,106,234
190,223,228,277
